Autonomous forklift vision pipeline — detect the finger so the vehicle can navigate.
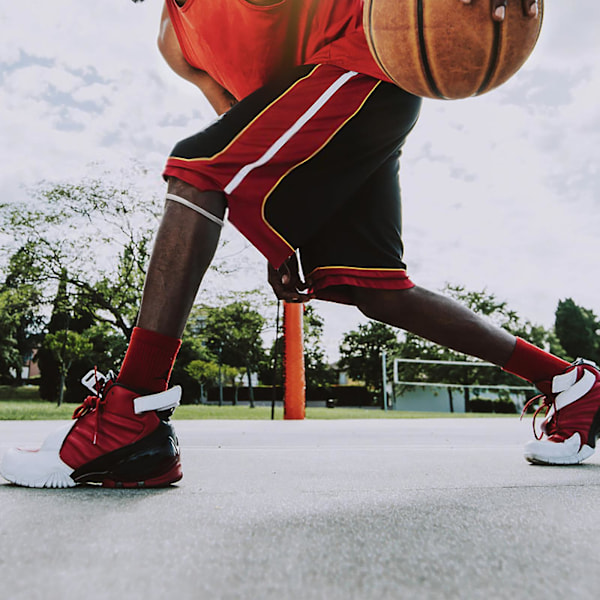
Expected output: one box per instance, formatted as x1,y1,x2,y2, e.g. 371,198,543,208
275,289,314,303
285,293,314,304
267,274,311,302
491,0,507,21
523,0,538,17
278,262,292,285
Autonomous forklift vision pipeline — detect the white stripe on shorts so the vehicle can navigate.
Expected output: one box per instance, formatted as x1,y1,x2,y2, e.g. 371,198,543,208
223,70,358,196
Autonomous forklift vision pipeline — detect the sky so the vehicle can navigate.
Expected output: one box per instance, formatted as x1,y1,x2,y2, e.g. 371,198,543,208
1,1,599,360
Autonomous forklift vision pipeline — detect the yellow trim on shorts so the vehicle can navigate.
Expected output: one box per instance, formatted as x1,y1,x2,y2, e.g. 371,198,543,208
261,78,383,252
308,265,408,275
168,66,320,165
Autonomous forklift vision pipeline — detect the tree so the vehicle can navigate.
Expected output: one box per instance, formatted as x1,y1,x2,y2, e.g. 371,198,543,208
186,359,242,404
0,178,160,338
37,272,71,402
186,359,221,403
202,300,267,407
262,304,335,390
0,248,45,383
555,298,600,364
0,291,23,382
303,305,336,388
0,281,44,384
62,322,128,405
44,330,93,406
338,321,402,395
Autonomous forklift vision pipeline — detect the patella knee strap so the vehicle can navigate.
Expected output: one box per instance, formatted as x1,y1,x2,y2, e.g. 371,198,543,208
166,193,225,228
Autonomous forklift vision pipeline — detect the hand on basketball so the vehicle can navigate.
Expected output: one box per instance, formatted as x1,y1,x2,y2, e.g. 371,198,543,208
267,257,314,304
459,0,538,22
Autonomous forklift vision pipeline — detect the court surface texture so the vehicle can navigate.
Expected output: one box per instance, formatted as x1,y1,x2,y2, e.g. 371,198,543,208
2,418,599,600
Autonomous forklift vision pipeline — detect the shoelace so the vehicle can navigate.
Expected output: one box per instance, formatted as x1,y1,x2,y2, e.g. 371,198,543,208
520,393,555,440
72,367,109,445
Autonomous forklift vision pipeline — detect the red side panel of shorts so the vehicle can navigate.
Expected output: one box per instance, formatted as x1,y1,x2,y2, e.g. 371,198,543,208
163,65,381,269
308,266,414,304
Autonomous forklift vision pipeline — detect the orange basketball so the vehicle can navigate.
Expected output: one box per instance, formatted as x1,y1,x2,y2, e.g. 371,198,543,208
363,0,543,99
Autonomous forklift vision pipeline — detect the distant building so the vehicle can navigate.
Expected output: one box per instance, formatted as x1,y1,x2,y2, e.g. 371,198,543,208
21,349,40,380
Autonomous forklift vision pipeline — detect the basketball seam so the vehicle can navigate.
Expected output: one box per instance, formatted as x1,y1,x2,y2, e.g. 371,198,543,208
476,20,501,96
417,0,443,99
364,0,398,85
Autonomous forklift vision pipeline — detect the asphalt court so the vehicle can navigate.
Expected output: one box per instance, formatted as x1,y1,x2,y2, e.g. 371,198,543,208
1,418,600,600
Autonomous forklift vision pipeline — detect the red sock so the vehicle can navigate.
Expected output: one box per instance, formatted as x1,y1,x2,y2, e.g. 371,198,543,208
503,337,570,393
117,327,182,393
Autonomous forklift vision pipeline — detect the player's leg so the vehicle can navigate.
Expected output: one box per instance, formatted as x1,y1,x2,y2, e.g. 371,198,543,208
2,64,387,488
137,178,226,339
354,285,600,465
298,123,600,466
352,285,566,382
355,286,516,364
0,178,226,488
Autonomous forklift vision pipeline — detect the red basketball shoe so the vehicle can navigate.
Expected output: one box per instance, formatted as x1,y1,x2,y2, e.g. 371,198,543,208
0,370,183,488
523,359,600,465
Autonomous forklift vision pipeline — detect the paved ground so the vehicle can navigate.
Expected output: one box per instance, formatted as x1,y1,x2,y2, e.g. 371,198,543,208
1,417,600,600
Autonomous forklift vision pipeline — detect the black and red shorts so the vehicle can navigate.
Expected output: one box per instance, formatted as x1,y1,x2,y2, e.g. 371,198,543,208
163,64,422,304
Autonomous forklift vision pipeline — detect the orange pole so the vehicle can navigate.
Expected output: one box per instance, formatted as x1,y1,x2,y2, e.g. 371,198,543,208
283,302,306,420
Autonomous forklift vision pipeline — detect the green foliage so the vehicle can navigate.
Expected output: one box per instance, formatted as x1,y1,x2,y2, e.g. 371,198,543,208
0,250,45,383
170,336,211,404
0,290,23,381
0,177,163,399
44,331,93,364
37,274,70,402
467,397,517,414
303,305,337,387
186,359,222,386
186,359,242,402
445,284,548,344
63,323,127,404
173,302,267,404
202,300,266,366
44,330,93,405
339,321,402,393
202,300,267,404
0,178,160,337
262,303,336,389
555,298,600,364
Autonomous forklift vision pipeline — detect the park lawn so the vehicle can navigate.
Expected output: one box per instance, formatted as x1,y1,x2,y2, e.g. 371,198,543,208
0,400,517,420
0,385,42,401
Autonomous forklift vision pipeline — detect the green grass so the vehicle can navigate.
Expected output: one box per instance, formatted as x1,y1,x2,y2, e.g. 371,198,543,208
0,385,42,401
0,400,517,421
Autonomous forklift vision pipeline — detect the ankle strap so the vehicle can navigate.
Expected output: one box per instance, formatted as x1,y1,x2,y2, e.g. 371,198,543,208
134,386,182,414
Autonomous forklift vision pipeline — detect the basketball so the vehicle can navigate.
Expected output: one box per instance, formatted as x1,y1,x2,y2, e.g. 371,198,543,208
363,0,544,99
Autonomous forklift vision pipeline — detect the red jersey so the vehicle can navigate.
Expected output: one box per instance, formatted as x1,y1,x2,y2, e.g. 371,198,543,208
165,0,392,100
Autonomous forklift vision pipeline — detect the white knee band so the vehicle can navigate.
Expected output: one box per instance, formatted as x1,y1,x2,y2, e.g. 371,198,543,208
165,193,225,228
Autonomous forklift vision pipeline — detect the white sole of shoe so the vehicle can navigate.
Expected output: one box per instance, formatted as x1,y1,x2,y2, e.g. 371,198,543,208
0,421,76,488
524,434,595,465
1,447,76,488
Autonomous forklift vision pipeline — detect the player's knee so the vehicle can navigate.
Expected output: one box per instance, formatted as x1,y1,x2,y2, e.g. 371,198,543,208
167,176,200,197
166,177,227,215
354,288,392,319
354,287,418,322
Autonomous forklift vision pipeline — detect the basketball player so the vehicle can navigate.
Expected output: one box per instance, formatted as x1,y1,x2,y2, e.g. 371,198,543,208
4,0,596,490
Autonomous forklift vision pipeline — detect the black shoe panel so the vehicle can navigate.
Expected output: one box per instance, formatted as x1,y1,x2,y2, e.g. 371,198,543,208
71,421,180,484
